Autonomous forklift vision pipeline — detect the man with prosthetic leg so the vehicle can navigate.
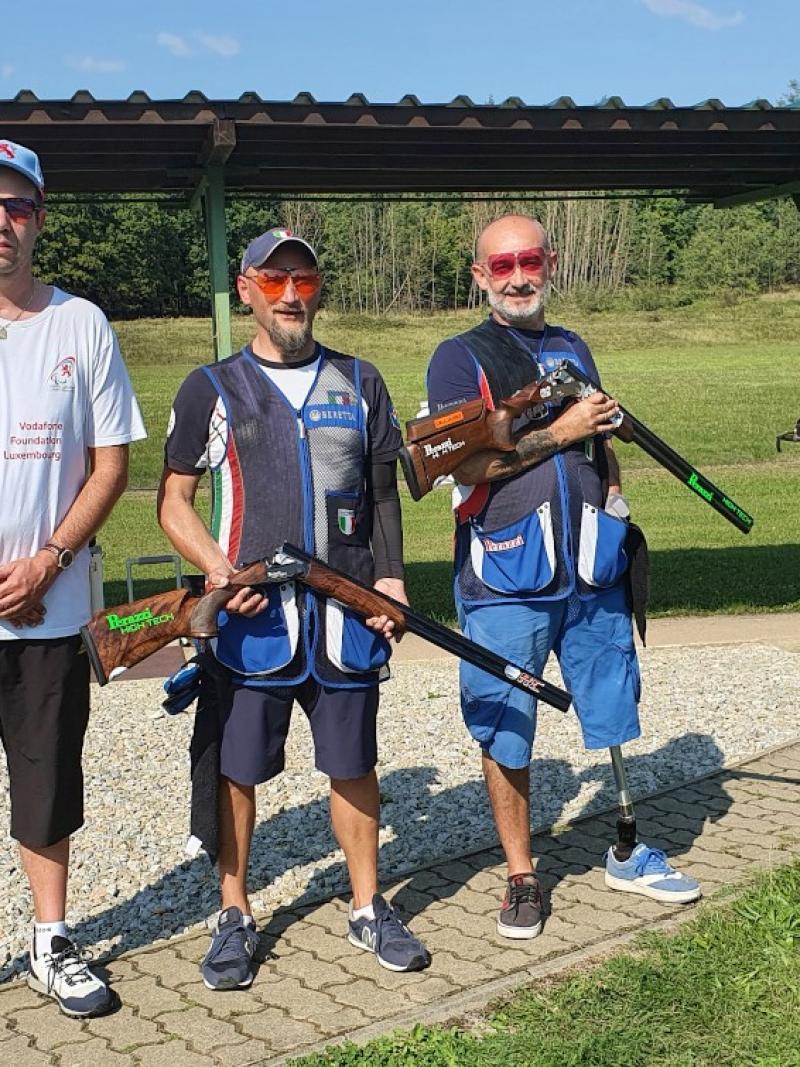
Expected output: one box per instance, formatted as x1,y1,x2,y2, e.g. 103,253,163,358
425,215,700,939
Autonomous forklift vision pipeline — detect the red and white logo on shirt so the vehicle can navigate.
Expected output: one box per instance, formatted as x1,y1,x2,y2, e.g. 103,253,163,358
48,355,77,390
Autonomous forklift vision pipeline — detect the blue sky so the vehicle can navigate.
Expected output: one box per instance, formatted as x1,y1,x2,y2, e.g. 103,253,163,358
1,0,796,107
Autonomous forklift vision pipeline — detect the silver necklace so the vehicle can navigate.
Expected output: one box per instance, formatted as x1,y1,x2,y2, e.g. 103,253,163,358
0,284,36,340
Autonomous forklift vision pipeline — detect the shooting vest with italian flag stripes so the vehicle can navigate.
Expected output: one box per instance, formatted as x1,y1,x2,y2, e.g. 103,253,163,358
200,348,390,688
451,319,629,605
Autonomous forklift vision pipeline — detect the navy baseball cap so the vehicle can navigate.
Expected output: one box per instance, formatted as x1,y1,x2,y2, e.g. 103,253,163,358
240,227,318,273
0,139,45,196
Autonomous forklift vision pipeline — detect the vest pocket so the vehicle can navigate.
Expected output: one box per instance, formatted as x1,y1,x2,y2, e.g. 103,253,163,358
327,489,368,540
325,600,391,673
213,583,299,676
469,504,556,595
578,503,629,588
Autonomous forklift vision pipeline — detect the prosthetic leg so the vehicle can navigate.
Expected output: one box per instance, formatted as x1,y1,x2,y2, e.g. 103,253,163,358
608,744,637,860
603,743,702,902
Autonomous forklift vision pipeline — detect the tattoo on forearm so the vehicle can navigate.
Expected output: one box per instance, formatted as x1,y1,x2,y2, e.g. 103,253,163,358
489,428,560,478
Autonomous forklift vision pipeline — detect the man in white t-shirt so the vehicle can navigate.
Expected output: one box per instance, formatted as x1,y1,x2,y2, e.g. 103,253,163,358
0,140,146,1017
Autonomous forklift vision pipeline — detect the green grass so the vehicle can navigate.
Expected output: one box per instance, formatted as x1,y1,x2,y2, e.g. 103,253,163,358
119,296,800,487
106,293,800,615
98,460,800,620
290,860,800,1067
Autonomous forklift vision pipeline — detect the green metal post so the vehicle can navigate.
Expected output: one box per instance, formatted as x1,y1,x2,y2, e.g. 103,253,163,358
202,165,232,361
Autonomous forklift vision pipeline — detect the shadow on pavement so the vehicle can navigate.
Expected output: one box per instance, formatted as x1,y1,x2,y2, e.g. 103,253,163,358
7,729,787,978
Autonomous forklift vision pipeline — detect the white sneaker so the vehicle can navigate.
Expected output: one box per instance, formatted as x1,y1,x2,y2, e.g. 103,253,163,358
28,935,114,1017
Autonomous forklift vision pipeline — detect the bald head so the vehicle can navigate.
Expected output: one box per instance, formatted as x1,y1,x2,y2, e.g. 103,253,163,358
475,215,551,262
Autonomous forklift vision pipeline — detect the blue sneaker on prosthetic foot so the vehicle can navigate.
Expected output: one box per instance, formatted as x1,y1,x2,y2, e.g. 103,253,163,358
605,843,701,903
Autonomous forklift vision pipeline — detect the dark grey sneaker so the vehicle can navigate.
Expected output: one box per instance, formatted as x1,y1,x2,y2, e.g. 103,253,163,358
497,873,543,939
201,907,259,990
348,895,431,972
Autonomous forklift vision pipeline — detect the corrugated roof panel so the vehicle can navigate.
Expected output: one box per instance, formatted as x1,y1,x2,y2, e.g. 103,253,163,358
0,93,796,201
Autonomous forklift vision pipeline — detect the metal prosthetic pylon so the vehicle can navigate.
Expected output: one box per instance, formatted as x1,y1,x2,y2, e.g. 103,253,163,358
609,744,637,860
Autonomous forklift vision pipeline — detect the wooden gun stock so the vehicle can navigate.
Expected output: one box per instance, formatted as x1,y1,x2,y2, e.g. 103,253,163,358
80,561,269,686
399,381,549,500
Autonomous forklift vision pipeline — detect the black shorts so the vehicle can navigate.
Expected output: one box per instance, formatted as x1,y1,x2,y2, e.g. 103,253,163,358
0,636,90,847
214,675,379,786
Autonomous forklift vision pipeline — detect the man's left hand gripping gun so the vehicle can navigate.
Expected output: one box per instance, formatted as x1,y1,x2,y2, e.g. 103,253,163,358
399,360,754,535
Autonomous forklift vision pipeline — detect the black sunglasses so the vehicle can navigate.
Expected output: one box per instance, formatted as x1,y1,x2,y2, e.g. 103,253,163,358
0,196,42,222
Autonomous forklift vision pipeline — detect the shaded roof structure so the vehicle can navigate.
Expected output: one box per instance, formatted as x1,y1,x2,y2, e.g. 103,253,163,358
2,91,799,205
4,91,799,358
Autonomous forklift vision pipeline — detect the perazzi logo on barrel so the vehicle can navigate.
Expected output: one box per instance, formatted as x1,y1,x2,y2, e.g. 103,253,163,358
105,607,176,633
687,472,713,503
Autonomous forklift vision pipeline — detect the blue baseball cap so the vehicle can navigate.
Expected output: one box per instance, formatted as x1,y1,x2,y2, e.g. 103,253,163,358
0,139,45,196
240,226,317,273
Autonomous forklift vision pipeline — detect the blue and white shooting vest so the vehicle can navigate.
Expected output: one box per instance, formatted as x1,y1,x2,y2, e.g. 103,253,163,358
453,320,629,605
201,347,390,688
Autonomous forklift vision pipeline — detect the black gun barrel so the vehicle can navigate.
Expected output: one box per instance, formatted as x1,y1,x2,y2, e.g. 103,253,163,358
277,544,572,713
621,411,754,534
561,364,754,535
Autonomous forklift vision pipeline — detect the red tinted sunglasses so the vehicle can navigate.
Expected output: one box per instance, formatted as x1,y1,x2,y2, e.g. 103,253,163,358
482,247,550,280
248,267,322,302
0,196,42,222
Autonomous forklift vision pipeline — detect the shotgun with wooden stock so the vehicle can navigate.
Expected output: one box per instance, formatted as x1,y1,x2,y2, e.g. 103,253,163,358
80,543,572,712
399,359,754,535
399,378,549,502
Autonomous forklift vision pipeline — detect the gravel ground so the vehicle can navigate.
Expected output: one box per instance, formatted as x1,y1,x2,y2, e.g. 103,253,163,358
1,643,799,980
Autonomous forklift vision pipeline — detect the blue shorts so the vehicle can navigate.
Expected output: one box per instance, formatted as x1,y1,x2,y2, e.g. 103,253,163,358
217,676,378,785
456,584,641,768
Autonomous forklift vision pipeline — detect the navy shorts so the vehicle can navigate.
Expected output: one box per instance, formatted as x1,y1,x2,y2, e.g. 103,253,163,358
217,676,379,786
0,636,90,846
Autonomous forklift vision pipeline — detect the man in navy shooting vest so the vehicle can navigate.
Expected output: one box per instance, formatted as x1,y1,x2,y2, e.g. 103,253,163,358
426,215,700,941
159,228,430,989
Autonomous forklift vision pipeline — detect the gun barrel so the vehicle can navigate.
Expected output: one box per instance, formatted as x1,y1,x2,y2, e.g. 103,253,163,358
558,363,754,536
280,543,571,713
621,410,754,534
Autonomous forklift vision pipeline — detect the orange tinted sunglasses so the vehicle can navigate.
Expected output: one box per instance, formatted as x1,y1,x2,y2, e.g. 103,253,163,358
248,267,322,301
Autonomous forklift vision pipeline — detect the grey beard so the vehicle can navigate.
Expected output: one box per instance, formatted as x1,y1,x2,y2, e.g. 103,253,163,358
488,281,550,323
265,316,313,359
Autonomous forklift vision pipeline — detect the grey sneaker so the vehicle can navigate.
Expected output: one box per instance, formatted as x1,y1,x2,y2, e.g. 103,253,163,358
348,895,431,972
497,873,543,939
201,907,259,990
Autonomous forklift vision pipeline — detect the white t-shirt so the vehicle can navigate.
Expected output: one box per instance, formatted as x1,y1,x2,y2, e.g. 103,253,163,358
0,287,147,639
258,356,320,412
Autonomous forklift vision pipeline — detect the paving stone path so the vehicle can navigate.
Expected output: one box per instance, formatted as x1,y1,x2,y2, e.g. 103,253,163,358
2,739,799,1067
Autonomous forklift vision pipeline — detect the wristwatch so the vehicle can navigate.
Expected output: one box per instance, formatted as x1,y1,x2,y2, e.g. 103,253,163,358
43,542,75,570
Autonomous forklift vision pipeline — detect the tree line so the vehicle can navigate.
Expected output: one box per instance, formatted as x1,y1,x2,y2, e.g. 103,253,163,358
35,193,800,319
